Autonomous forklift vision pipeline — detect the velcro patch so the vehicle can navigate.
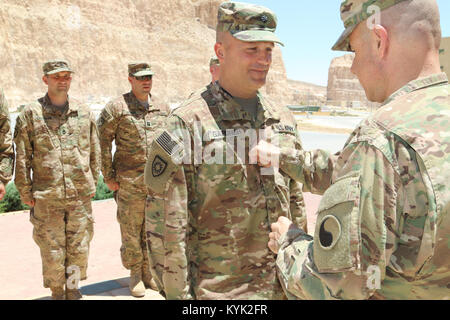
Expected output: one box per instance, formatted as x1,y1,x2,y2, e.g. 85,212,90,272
156,131,181,156
313,175,360,273
318,215,342,250
144,131,184,194
152,155,167,177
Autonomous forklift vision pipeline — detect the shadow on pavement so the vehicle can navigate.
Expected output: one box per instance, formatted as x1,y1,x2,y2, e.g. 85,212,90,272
33,277,154,300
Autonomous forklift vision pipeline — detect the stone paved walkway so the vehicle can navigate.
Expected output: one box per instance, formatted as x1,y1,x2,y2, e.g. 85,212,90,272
0,194,321,300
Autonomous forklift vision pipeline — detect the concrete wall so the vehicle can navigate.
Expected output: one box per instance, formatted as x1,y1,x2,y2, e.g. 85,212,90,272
440,37,450,77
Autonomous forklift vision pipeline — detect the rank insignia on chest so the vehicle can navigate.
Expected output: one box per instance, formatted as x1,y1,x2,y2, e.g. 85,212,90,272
146,121,152,127
48,118,60,131
101,111,113,121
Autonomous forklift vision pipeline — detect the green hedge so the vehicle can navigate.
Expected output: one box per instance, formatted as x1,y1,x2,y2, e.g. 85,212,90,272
0,176,114,214
0,182,30,213
93,175,114,201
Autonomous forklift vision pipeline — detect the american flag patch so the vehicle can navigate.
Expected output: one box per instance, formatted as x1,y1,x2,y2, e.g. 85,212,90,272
156,131,180,156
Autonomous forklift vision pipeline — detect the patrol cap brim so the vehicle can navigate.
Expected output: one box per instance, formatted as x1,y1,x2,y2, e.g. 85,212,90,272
232,30,284,47
331,23,358,52
132,70,155,77
45,67,74,75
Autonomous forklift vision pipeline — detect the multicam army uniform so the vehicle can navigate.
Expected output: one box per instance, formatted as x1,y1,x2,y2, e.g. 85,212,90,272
14,94,100,289
0,89,14,185
332,0,409,51
209,55,219,67
276,73,450,299
144,82,307,300
97,91,169,277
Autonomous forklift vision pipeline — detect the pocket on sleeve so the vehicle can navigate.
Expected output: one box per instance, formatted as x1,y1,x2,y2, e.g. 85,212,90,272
313,174,361,273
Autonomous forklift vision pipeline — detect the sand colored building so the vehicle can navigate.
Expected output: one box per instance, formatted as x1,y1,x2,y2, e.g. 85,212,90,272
326,54,379,110
440,37,450,77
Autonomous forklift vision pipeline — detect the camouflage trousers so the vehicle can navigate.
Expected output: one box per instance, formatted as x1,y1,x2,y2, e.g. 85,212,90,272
115,186,150,274
30,197,94,289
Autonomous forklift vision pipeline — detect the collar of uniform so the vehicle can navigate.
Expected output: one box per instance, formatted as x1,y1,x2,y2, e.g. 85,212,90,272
127,91,157,112
211,82,279,122
383,73,449,106
41,93,75,114
255,92,280,124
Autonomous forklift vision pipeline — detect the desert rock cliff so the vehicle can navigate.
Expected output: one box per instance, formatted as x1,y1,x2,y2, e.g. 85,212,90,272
0,0,324,110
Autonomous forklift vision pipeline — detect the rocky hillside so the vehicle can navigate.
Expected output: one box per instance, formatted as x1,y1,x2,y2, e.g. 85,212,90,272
287,79,327,106
327,54,379,109
0,0,323,110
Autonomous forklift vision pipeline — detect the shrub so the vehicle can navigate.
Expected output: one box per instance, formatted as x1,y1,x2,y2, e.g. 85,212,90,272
0,182,30,213
0,176,114,214
93,175,114,201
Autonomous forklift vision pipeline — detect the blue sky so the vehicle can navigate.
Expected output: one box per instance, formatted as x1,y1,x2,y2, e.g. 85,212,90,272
250,0,450,86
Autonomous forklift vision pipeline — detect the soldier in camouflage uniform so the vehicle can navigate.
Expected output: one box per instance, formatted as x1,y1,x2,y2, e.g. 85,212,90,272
209,55,220,83
97,62,168,297
0,89,14,200
144,2,307,300
14,60,101,300
255,0,450,299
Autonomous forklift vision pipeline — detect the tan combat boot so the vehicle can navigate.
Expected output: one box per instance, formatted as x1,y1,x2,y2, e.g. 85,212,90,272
51,287,65,300
66,288,83,300
129,270,146,297
142,268,158,291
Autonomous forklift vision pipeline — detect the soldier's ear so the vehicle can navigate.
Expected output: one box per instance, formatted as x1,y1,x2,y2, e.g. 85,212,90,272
215,42,225,61
42,75,48,85
372,25,389,59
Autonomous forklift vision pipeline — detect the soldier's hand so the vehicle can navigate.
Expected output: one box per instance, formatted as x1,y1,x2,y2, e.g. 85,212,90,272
0,183,5,201
268,216,293,254
250,140,280,168
24,199,35,207
106,181,120,192
90,192,96,198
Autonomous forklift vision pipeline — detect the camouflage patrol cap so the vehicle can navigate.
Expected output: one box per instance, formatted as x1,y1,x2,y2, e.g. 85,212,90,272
209,55,220,67
217,1,284,46
42,60,73,75
333,0,409,52
128,62,155,77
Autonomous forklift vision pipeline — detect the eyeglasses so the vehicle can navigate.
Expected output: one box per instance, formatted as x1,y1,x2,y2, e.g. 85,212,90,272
134,75,152,81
